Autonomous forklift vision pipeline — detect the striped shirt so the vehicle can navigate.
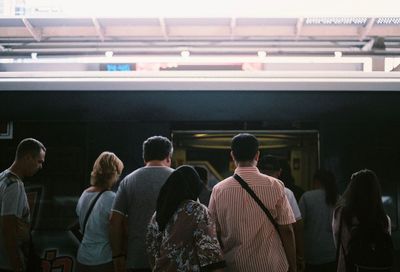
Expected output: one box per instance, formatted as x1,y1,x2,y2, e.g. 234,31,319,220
209,167,295,272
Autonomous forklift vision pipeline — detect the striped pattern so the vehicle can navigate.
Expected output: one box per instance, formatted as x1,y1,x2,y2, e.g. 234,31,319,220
209,167,295,272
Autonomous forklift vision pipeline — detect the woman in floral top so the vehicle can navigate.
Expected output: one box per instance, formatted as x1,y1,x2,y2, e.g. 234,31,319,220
146,165,225,272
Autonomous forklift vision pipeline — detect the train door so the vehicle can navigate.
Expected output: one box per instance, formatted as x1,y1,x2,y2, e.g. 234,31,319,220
172,130,319,191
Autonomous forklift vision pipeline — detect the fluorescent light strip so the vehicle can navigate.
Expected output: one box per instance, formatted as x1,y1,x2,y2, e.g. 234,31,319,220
305,17,368,25
376,17,400,24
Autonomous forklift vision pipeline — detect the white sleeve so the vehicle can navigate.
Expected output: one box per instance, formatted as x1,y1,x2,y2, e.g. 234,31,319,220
284,188,302,221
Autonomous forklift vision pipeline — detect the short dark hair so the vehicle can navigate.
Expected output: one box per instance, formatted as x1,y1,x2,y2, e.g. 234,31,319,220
231,133,259,162
194,166,208,185
143,136,172,162
258,155,280,171
16,138,46,160
313,169,338,206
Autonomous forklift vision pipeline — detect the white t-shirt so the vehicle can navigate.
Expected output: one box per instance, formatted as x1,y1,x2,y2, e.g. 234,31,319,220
76,190,115,265
285,187,302,221
0,170,30,270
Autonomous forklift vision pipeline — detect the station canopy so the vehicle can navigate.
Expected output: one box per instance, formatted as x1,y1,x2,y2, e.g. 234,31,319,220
0,0,400,76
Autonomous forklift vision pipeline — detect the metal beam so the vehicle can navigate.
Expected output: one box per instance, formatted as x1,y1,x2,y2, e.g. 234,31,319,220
295,18,304,39
159,18,169,41
362,38,375,51
92,17,105,42
21,18,42,42
359,18,375,41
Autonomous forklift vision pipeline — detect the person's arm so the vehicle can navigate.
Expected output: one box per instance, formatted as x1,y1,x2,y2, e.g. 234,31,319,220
109,211,127,272
278,223,297,272
293,219,305,272
2,215,23,272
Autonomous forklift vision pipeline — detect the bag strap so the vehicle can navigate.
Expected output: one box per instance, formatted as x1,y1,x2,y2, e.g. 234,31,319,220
336,208,343,263
82,189,107,235
233,174,280,234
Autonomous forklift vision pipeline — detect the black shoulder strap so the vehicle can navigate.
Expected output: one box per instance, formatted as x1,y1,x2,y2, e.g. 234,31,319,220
336,209,343,262
233,174,280,233
82,189,107,235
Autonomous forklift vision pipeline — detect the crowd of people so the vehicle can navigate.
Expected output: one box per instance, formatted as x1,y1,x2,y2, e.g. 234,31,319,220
0,135,393,272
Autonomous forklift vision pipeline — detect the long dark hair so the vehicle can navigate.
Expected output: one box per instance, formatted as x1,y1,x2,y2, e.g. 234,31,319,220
314,169,338,206
343,169,388,230
155,165,204,231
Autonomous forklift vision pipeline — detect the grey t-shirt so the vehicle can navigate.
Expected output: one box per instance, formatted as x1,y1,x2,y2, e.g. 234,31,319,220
299,189,336,265
112,166,173,269
0,170,30,270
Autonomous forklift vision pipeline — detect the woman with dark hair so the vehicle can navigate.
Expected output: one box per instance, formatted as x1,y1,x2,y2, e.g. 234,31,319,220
146,165,225,272
333,169,392,272
299,169,339,272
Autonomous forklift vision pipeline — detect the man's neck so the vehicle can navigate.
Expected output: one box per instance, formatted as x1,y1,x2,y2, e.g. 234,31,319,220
146,160,169,167
236,161,256,167
8,162,24,180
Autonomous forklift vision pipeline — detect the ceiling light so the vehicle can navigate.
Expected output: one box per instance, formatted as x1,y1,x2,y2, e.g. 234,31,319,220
181,50,190,58
305,17,367,25
257,51,267,58
105,51,113,58
334,51,342,57
31,52,37,59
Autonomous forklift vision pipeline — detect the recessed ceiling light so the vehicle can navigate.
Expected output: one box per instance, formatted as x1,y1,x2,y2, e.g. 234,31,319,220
181,50,190,58
257,51,267,58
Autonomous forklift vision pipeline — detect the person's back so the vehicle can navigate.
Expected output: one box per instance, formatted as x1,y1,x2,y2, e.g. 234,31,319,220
115,167,173,268
209,134,296,272
333,169,393,272
76,151,124,272
110,136,174,272
146,166,225,272
211,172,294,271
299,170,338,272
300,190,336,267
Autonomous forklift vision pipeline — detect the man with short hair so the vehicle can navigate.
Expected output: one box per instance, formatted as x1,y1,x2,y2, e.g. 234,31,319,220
110,136,174,272
0,138,46,272
258,155,305,272
209,133,297,272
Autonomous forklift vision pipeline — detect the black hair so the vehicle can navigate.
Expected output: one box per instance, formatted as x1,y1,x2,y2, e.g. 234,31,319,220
143,136,172,162
313,169,338,206
155,165,204,231
231,133,259,162
342,169,388,230
16,138,46,160
194,166,208,187
258,155,280,172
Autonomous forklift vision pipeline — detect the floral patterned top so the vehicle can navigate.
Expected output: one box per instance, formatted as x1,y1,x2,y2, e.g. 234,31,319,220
146,200,225,272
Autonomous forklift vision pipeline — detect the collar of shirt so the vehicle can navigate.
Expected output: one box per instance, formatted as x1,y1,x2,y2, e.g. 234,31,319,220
234,166,260,175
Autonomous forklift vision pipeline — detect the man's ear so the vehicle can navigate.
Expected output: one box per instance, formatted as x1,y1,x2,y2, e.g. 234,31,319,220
254,151,260,162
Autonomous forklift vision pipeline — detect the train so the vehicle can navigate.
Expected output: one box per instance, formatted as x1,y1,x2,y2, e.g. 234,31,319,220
1,71,400,271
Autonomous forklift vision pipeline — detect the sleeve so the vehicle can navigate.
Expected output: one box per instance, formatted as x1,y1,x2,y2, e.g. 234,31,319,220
193,204,225,270
145,214,159,268
1,182,23,217
111,178,129,216
274,184,296,225
285,188,302,221
298,195,306,224
100,191,116,217
332,206,342,247
387,215,391,235
208,188,221,238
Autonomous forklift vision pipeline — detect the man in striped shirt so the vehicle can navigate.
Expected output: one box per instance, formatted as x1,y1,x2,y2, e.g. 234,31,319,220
209,133,297,272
